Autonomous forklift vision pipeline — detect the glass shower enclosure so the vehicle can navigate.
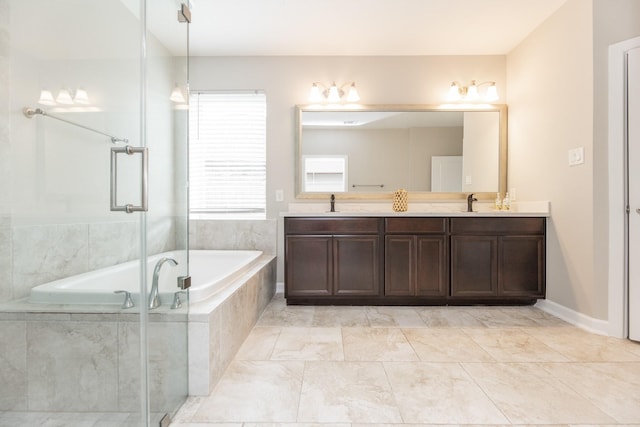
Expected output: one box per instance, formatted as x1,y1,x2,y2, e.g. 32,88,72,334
0,0,190,425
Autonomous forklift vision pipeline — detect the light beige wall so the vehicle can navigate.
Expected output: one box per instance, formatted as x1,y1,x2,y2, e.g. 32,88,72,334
507,0,597,316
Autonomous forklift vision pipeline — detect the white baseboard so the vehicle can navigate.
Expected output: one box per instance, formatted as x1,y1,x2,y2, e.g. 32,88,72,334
535,299,610,336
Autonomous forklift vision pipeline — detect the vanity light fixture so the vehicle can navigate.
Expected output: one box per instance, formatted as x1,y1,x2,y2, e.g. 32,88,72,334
39,87,92,106
448,80,499,102
309,81,360,104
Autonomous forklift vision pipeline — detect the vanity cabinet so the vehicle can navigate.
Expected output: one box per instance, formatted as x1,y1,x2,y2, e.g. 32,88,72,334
384,218,448,299
285,217,383,300
284,215,545,305
450,217,545,300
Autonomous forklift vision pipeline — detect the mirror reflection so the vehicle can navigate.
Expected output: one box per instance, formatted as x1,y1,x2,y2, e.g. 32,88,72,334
297,105,507,198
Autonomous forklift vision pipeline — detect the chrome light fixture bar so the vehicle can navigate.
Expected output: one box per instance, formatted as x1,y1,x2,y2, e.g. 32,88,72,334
448,80,499,102
309,81,360,104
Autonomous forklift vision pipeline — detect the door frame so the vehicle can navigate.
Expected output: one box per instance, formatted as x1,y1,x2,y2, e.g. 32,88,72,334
608,36,640,338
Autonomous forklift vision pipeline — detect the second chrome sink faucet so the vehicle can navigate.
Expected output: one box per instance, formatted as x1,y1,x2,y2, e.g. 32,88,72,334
467,193,478,212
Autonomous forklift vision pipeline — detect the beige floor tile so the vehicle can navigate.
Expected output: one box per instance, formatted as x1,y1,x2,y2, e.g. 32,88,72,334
235,326,282,360
257,302,316,327
470,306,550,328
462,362,617,424
365,306,427,327
384,361,509,424
415,306,486,328
192,360,305,422
297,361,402,423
543,362,640,423
312,306,370,327
463,328,569,362
271,327,344,360
402,328,495,362
523,326,640,362
342,327,419,361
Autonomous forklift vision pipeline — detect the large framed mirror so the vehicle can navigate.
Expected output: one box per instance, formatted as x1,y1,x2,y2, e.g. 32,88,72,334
295,104,507,200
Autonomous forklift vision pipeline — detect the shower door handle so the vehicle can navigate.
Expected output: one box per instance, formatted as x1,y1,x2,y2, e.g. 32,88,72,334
110,145,148,213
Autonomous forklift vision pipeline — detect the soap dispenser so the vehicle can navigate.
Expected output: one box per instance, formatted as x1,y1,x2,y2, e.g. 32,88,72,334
495,193,502,210
502,192,511,211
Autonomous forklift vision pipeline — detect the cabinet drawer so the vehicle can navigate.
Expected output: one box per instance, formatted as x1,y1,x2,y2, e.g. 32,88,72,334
450,217,545,235
385,217,447,233
285,217,382,234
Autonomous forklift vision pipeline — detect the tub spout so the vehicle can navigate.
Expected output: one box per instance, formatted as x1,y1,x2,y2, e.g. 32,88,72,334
149,257,178,309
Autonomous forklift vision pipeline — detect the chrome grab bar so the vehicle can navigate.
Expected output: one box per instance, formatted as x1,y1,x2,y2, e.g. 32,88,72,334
110,145,148,213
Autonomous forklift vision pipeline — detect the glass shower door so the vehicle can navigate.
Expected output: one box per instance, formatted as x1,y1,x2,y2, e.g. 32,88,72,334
2,0,189,425
145,1,190,423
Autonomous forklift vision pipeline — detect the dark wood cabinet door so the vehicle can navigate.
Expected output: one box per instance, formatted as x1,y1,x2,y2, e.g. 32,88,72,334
416,236,448,296
285,235,332,296
334,235,381,296
451,235,498,297
499,236,545,296
385,235,414,296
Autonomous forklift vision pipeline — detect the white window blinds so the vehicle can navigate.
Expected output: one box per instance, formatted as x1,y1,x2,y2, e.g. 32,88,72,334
189,92,266,219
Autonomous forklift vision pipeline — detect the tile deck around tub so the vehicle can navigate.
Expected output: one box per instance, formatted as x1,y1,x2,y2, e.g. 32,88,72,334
172,291,640,427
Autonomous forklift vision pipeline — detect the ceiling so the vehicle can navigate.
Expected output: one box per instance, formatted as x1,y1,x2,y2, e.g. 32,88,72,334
179,0,568,57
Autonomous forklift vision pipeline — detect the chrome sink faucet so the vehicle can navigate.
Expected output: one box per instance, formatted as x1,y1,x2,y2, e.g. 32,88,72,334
467,193,478,212
149,257,178,309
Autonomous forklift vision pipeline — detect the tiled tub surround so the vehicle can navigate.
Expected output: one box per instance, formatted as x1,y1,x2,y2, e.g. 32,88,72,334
0,308,188,415
5,217,177,303
0,254,276,412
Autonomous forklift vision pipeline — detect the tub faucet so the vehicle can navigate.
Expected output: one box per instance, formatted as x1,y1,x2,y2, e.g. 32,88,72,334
149,257,178,309
467,193,478,212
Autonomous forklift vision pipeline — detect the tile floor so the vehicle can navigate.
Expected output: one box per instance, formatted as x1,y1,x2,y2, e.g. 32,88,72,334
172,292,640,427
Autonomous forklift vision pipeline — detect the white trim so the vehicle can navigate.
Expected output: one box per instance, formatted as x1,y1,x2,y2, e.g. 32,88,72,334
608,36,640,338
535,299,609,336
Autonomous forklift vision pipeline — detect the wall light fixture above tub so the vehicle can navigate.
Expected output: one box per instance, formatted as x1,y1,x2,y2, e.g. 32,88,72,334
309,81,360,104
447,80,499,102
38,87,91,106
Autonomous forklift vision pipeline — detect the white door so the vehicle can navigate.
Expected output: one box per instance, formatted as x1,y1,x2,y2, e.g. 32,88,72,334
628,47,640,341
431,156,462,192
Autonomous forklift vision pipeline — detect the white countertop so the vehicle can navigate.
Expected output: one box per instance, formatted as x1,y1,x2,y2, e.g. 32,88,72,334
281,201,550,218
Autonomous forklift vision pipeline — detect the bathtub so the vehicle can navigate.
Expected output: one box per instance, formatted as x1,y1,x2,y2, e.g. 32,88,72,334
28,249,263,306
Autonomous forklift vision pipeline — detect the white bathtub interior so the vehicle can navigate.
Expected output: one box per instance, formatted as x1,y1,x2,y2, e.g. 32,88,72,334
28,249,263,307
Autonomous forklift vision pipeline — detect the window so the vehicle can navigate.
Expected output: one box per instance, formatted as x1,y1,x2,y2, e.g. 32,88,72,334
303,155,348,192
189,91,266,219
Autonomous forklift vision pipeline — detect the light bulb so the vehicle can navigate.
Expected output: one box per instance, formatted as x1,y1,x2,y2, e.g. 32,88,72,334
308,83,323,103
485,83,499,102
38,89,56,106
170,85,186,103
447,82,461,101
327,83,341,103
466,81,479,101
346,83,360,103
56,88,74,105
73,88,90,105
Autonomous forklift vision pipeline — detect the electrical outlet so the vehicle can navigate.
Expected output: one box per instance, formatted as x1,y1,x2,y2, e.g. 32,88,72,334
510,188,517,201
568,147,585,166
275,189,284,202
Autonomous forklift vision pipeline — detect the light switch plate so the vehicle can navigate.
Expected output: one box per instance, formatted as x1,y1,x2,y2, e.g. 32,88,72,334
568,147,585,166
